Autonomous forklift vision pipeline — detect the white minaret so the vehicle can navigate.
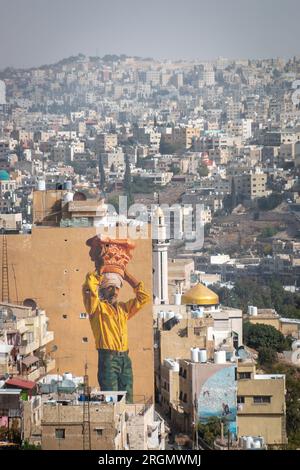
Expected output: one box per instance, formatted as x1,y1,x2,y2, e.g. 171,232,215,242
152,207,169,305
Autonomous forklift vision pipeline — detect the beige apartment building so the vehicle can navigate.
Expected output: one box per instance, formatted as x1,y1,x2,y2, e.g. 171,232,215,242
237,362,287,447
41,392,165,450
233,171,267,200
161,126,201,149
95,132,118,153
246,308,300,338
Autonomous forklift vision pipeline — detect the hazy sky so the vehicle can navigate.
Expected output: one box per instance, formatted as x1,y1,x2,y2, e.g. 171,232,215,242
1,0,300,69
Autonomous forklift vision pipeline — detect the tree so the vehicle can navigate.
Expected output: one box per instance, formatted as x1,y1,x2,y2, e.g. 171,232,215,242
107,195,120,213
257,193,283,211
258,347,277,366
170,163,180,175
159,140,183,155
124,154,131,193
197,165,209,177
124,155,134,207
243,322,289,352
259,226,280,238
99,154,106,190
197,417,226,447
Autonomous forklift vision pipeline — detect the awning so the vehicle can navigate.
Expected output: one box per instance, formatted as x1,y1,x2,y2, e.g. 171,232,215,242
21,356,39,367
5,378,36,390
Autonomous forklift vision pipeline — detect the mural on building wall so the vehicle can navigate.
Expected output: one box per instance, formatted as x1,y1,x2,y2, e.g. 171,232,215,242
198,365,237,434
82,235,150,404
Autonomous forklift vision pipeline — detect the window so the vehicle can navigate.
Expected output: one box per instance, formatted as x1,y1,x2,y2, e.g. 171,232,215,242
82,337,88,343
253,396,271,404
194,327,201,336
179,391,183,401
94,428,103,436
183,393,187,403
80,313,88,319
237,396,245,404
238,372,251,379
55,428,65,439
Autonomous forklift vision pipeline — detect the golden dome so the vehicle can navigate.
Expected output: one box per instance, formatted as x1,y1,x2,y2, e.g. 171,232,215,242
181,283,219,306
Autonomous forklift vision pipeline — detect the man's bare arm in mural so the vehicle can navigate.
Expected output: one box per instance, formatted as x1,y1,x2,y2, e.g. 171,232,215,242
120,270,150,319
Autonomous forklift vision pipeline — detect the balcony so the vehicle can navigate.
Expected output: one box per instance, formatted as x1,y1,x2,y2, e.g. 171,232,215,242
45,358,56,373
19,340,39,355
40,331,54,347
25,368,41,382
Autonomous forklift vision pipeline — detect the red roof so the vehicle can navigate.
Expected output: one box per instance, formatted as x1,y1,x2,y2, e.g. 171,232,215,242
5,378,37,390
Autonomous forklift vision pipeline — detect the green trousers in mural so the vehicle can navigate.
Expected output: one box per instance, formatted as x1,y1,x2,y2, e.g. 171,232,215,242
97,349,133,403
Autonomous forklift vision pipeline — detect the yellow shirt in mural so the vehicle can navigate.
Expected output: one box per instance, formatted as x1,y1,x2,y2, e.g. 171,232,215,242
82,272,150,352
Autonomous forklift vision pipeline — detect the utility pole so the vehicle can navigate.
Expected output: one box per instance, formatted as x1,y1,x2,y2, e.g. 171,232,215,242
83,362,91,450
193,393,199,450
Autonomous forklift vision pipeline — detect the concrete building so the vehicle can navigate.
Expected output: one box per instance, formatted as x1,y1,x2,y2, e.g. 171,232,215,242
138,172,173,186
246,307,300,339
101,148,125,169
237,361,287,447
95,133,118,154
233,170,267,201
0,80,6,105
0,213,22,231
41,392,127,450
168,258,194,296
174,359,237,436
161,126,201,150
198,64,215,87
0,302,55,381
154,284,243,420
41,391,165,450
0,226,154,398
181,284,243,348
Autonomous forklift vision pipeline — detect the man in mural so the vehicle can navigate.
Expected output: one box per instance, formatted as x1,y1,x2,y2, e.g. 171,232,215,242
82,236,150,403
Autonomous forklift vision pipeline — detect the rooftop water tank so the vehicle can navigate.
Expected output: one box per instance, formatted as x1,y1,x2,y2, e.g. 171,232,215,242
158,311,164,320
199,349,207,363
63,180,72,190
63,372,73,381
63,191,74,204
165,359,179,372
253,439,261,449
174,293,182,305
214,350,226,364
165,311,175,321
252,306,258,316
37,180,46,191
191,347,199,363
292,340,300,351
245,436,253,450
239,436,247,449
